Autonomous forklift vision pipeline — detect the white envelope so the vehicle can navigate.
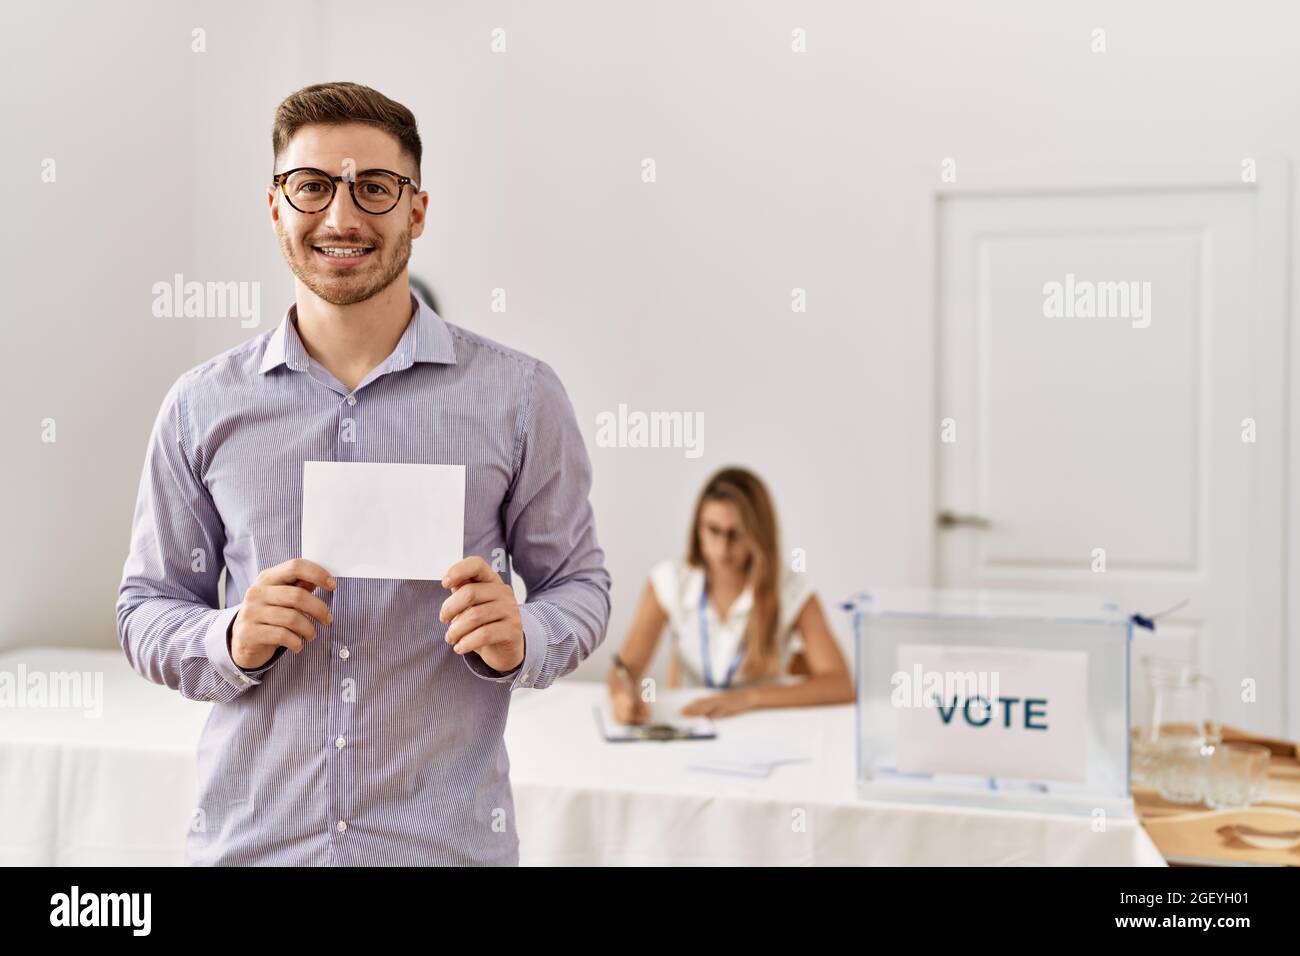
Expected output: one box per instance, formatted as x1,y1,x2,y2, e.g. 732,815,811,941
301,461,465,581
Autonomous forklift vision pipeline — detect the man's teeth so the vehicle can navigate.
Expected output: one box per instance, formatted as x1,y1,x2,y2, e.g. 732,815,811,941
316,246,373,258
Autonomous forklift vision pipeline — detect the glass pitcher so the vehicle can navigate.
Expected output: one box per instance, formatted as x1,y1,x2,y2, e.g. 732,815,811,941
1132,657,1220,802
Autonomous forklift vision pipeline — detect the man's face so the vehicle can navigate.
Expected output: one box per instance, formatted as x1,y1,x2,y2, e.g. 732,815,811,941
269,123,427,306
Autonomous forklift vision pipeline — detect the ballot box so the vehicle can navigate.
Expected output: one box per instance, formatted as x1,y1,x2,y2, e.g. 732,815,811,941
842,589,1132,817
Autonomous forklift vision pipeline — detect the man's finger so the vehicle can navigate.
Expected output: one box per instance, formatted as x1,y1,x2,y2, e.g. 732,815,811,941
440,555,498,590
437,582,492,624
444,600,510,644
261,558,335,592
450,621,509,656
261,605,318,642
256,625,305,655
266,585,333,626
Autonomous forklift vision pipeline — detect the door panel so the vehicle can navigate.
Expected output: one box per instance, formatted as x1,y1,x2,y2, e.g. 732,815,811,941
935,187,1281,734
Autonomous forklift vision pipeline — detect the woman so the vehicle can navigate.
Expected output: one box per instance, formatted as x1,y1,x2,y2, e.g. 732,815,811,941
607,466,854,723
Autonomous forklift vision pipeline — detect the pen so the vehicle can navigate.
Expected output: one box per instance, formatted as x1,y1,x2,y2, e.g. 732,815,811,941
612,654,636,693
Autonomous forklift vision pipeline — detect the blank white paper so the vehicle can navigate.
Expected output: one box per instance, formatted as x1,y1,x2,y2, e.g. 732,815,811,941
301,461,465,581
685,737,811,778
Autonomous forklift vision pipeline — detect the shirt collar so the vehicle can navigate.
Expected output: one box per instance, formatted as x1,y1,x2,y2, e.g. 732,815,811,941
258,290,457,375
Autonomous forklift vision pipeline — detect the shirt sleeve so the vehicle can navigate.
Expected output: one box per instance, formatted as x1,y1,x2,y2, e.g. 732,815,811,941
462,359,612,690
115,375,279,702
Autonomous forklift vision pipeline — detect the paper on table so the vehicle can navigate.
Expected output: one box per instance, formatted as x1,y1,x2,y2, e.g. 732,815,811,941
301,461,465,581
685,737,811,778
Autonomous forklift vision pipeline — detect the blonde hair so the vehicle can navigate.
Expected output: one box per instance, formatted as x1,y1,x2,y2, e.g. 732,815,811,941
686,467,781,683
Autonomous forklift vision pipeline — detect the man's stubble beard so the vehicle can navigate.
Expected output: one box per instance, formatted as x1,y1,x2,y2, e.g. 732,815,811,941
277,224,413,307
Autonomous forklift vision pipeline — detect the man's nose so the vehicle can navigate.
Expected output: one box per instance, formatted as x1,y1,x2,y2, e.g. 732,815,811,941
322,183,365,233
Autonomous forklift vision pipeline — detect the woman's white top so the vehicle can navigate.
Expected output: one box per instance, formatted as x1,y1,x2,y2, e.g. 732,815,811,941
649,559,815,689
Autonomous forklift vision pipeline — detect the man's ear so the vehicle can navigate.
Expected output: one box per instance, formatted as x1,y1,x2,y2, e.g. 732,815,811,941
408,190,429,240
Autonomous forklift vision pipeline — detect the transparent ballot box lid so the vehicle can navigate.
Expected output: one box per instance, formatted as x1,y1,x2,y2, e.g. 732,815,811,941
842,588,1132,817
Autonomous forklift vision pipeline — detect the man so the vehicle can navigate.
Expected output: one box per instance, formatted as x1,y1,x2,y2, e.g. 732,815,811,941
116,82,611,865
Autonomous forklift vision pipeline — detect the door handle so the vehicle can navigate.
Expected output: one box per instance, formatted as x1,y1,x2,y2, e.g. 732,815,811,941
937,510,991,530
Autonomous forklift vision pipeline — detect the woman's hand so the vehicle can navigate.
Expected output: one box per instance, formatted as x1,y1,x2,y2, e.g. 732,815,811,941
612,689,651,725
680,688,757,719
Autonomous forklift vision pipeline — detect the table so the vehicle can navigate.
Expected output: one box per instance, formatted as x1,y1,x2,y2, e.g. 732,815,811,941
0,648,208,866
506,681,1164,865
0,648,1166,866
1135,728,1300,866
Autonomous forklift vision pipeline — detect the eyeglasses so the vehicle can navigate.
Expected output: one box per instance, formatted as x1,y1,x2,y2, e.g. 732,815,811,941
271,167,419,215
702,523,744,544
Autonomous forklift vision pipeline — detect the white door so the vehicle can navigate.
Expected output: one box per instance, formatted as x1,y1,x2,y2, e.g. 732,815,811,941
934,177,1287,736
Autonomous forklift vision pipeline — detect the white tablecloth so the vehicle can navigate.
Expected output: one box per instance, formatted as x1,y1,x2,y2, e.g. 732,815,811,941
507,683,1165,865
0,648,1166,866
0,648,209,866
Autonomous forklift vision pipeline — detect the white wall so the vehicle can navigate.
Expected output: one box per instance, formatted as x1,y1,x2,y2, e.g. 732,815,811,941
4,1,1298,722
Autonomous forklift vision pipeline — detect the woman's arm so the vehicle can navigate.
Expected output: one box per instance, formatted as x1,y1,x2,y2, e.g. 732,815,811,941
744,594,855,710
606,579,668,724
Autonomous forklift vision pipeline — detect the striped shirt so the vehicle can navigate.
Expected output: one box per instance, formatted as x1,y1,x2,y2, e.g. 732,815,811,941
115,291,611,865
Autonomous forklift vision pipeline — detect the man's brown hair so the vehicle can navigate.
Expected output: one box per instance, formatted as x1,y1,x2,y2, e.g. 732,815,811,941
272,82,422,178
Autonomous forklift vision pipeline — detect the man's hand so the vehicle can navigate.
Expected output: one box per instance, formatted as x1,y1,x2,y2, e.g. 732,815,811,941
680,689,758,719
230,558,336,670
439,556,524,674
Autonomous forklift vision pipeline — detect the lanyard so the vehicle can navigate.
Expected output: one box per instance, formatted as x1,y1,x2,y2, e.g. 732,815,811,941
698,583,746,689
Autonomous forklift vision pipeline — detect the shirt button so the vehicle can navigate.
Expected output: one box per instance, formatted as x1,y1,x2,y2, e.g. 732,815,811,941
336,820,347,833
522,671,531,683
335,735,346,749
346,394,357,406
339,647,350,660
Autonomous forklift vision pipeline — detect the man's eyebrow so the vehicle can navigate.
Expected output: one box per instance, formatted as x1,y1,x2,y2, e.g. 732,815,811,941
356,166,421,181
288,165,415,176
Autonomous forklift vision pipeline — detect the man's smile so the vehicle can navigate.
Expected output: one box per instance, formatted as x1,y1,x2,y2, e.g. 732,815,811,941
312,243,375,267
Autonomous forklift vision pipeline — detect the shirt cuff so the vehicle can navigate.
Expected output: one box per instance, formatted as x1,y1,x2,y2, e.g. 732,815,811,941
203,604,279,692
463,607,547,690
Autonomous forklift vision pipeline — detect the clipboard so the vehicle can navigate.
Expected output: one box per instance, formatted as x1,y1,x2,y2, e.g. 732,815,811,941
593,704,716,742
